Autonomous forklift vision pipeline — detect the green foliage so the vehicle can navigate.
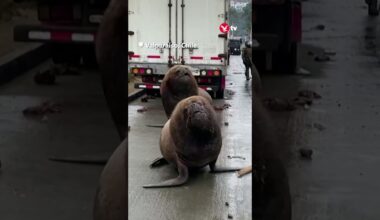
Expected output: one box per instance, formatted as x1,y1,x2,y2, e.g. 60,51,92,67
229,2,252,37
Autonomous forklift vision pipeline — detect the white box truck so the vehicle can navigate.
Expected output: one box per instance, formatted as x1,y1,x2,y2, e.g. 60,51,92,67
128,0,230,99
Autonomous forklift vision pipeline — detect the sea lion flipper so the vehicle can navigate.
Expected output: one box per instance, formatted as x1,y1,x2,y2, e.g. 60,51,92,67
209,160,241,173
145,124,165,128
149,157,169,168
143,160,189,188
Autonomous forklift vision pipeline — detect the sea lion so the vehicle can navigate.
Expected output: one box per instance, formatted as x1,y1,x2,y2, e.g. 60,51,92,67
160,65,212,118
95,0,127,140
253,87,291,220
93,138,127,220
143,95,239,188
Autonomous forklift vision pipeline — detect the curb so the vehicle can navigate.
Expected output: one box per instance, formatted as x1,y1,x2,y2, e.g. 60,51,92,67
128,89,146,103
0,43,50,85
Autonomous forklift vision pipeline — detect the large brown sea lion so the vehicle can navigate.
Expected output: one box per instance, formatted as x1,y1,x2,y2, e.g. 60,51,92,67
95,0,127,140
93,138,127,220
143,95,239,188
252,87,291,220
93,0,127,219
160,65,212,118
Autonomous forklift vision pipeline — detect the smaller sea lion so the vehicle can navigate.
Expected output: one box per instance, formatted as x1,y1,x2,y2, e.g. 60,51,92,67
93,138,126,220
160,65,212,118
95,0,127,140
144,96,239,188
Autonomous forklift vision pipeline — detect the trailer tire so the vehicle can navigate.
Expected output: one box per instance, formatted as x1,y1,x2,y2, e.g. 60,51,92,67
215,89,224,99
51,44,81,66
274,42,297,74
82,46,98,68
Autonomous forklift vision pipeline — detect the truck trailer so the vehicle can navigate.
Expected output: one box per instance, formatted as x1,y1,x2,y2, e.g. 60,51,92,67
128,0,230,99
13,0,109,66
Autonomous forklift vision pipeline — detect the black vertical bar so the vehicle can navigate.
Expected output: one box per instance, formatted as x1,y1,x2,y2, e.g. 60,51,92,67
168,0,173,66
175,0,178,60
181,0,185,64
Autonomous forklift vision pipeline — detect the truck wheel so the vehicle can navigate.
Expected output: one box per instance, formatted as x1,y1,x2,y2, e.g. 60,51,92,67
51,44,81,66
274,42,297,74
368,0,379,16
215,89,224,99
82,46,98,68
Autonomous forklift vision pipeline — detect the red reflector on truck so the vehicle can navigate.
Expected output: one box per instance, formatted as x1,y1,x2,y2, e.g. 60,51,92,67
51,31,71,42
190,56,203,60
130,55,140,58
211,57,222,60
147,55,160,59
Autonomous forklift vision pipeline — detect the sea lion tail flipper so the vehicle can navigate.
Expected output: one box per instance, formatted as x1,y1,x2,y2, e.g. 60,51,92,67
209,160,241,173
149,157,169,168
143,160,188,188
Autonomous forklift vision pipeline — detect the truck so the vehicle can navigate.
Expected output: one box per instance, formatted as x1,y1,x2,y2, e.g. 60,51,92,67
128,0,230,99
13,0,109,66
228,38,242,56
253,0,302,74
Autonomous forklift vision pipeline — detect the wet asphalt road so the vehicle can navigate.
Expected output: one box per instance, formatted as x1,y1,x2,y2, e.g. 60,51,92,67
0,61,119,220
128,55,252,220
261,0,380,219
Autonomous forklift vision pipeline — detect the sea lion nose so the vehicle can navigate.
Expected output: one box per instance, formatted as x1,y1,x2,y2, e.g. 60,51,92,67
189,102,203,112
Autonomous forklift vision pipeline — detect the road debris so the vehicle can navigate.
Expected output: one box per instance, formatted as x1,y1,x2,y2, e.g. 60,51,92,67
227,155,246,160
225,202,229,207
227,90,236,96
313,123,326,131
263,97,296,111
214,103,231,111
34,70,56,85
137,107,148,113
23,101,62,116
141,97,148,102
293,97,313,106
314,54,331,62
224,122,229,126
299,148,313,160
296,67,311,75
228,214,233,219
298,90,322,99
315,24,325,30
